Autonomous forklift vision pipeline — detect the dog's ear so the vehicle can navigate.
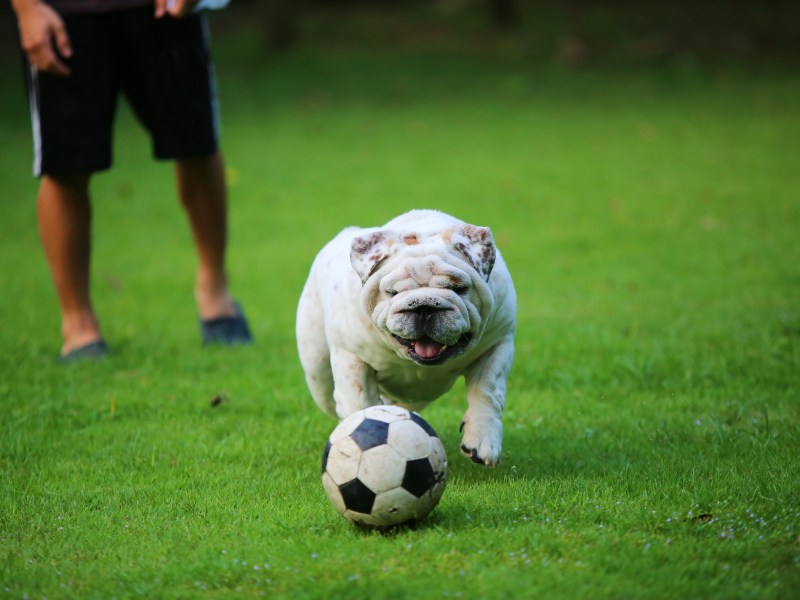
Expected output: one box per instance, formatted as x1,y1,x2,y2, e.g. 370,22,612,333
449,225,496,281
350,231,397,284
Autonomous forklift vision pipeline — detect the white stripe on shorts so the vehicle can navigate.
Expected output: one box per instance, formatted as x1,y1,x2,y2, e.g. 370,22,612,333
28,65,43,177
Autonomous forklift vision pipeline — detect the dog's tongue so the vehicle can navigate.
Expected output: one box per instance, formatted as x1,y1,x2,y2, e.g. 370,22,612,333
414,338,445,359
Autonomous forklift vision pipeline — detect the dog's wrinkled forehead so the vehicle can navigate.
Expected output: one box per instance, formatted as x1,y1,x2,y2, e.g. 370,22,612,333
350,224,496,284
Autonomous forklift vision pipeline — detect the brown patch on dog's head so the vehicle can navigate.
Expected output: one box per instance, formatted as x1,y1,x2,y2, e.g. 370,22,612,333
441,226,456,245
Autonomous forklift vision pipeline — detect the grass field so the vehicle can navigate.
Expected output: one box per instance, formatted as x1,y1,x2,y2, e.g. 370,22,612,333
1,6,799,598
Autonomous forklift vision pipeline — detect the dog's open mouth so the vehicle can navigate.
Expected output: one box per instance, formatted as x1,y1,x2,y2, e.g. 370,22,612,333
393,334,473,365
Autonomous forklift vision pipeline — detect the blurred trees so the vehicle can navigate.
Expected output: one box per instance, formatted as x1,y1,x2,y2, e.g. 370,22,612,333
250,0,521,49
234,0,799,64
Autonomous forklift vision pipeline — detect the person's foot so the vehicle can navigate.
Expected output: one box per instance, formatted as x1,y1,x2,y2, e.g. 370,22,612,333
60,338,109,363
60,312,103,358
200,301,252,345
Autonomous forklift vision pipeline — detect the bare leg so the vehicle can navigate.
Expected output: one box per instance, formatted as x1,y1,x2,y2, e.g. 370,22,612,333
37,173,103,356
174,151,237,320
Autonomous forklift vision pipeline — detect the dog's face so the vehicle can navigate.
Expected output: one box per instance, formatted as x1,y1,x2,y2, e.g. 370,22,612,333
351,225,497,366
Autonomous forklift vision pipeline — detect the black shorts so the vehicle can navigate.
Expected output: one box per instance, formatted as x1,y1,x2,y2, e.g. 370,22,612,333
25,6,220,176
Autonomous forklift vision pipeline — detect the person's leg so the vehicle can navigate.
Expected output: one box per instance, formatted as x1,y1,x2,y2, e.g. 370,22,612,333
174,150,237,320
36,173,103,356
121,9,249,342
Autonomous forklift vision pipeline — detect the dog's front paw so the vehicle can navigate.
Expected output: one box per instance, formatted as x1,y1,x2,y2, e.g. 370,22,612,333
459,413,503,467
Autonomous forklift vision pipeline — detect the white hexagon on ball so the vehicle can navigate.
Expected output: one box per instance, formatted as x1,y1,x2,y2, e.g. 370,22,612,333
362,405,411,424
357,444,407,494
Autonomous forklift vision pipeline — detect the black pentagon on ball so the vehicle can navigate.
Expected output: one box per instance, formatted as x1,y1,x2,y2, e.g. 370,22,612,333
350,418,390,451
410,412,438,437
339,478,377,514
321,439,332,475
402,458,437,498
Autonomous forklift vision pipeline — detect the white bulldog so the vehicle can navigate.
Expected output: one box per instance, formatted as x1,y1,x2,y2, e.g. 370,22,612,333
296,210,516,466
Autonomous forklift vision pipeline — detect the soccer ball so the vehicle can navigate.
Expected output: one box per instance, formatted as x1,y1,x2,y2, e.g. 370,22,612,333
321,405,447,529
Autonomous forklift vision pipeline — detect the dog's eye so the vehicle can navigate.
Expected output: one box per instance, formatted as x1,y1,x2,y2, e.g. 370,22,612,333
452,285,469,295
386,289,398,297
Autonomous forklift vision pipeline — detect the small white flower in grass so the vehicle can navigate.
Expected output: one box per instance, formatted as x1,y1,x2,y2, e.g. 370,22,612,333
347,574,360,582
254,566,259,571
311,554,318,560
695,419,701,426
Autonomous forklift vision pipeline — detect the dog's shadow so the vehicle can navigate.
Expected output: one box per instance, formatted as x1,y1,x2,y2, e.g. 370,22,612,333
427,422,645,531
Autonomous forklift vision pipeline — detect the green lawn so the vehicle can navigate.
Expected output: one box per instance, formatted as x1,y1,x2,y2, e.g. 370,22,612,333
1,9,799,599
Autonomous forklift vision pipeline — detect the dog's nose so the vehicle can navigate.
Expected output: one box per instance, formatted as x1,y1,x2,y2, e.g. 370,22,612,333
408,304,448,321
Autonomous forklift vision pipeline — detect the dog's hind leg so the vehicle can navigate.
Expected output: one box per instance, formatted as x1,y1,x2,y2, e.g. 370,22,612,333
296,276,337,417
